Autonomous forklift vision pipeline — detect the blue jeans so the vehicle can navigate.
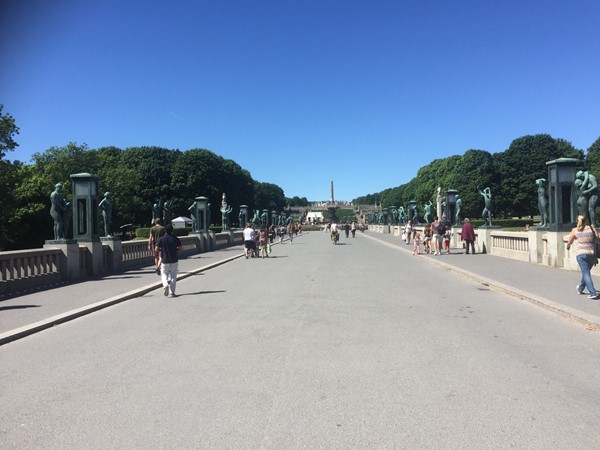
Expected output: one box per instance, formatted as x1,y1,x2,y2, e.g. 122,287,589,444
576,253,597,295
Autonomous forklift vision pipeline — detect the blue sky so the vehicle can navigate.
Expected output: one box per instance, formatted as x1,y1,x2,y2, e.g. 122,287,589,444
2,0,599,202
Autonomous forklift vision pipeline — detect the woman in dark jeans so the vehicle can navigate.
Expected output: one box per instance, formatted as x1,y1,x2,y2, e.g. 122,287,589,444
566,215,599,299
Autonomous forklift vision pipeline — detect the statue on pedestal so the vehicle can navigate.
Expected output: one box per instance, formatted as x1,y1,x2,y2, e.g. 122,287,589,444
98,191,112,237
478,186,493,226
220,193,232,230
576,170,599,226
535,178,549,228
424,201,433,224
50,183,71,240
454,195,462,226
188,200,199,232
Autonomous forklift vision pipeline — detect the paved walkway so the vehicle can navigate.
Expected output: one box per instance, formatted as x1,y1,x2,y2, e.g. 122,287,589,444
1,230,599,345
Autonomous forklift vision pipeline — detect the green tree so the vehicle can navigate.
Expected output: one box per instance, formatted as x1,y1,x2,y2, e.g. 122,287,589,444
0,104,19,159
585,137,600,175
254,182,285,212
121,146,180,225
494,134,583,218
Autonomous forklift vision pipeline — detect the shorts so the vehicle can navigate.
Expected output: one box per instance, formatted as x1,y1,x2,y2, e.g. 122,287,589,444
244,240,256,250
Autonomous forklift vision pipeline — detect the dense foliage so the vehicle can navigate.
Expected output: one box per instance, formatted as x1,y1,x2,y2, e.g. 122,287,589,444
0,140,288,250
1,103,598,250
353,134,593,222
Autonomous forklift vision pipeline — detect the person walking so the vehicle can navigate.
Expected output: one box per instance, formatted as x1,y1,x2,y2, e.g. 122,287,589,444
431,216,442,255
243,223,256,258
351,221,356,238
461,218,476,254
155,224,182,297
258,227,269,258
404,220,413,245
566,215,600,299
148,218,165,275
413,232,422,255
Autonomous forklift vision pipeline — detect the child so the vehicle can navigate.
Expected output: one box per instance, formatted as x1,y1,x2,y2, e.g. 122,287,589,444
423,226,432,254
413,232,422,255
443,229,451,254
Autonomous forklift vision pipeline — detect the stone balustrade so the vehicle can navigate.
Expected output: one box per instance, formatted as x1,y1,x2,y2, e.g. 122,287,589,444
0,231,244,296
369,224,597,275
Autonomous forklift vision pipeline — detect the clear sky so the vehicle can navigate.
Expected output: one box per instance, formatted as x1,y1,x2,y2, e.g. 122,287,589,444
2,0,599,202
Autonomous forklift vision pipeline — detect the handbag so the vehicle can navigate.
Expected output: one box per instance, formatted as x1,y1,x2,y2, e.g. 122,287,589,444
593,227,600,266
267,243,271,254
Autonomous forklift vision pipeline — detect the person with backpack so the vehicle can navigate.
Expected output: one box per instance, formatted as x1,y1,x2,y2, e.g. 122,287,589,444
438,214,451,254
155,224,182,297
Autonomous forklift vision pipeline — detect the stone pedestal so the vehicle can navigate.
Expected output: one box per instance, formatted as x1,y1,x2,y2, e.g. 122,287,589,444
528,228,546,264
545,230,569,267
101,237,122,272
475,227,500,254
80,240,104,276
44,240,79,281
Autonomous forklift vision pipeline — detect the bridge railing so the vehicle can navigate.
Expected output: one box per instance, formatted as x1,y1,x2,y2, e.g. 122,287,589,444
0,231,245,296
369,224,592,274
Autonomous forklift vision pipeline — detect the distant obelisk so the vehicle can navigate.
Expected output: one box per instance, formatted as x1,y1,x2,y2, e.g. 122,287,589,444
330,180,334,204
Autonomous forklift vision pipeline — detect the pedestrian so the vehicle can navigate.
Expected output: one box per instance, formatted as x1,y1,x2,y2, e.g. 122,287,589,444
148,218,165,275
423,225,432,254
566,215,600,299
278,225,286,243
259,227,269,258
288,222,295,244
344,222,350,238
461,218,476,254
351,221,356,238
243,222,256,258
443,228,451,253
268,224,275,244
155,224,182,297
404,220,413,245
413,232,422,255
431,216,442,255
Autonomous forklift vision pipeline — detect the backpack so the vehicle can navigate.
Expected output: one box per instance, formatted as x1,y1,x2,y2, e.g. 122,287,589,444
437,222,446,235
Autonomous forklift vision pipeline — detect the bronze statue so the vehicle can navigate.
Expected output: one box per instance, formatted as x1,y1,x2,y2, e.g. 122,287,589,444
50,183,71,240
535,178,549,227
478,186,493,226
98,191,112,237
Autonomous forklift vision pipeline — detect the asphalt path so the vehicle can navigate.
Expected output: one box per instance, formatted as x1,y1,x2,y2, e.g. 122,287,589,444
1,231,600,449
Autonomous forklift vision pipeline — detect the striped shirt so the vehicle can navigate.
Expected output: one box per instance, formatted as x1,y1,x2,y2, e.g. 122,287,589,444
575,226,595,256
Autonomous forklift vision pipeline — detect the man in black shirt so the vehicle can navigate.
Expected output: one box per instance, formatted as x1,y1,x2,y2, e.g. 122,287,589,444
155,224,182,297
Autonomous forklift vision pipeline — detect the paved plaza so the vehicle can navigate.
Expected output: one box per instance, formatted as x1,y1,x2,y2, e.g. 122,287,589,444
2,230,600,448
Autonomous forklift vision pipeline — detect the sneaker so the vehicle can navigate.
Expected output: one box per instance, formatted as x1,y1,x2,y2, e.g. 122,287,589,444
587,293,599,300
164,284,170,297
156,267,161,276
577,285,585,295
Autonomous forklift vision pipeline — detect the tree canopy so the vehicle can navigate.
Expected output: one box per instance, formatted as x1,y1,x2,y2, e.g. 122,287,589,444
354,134,590,222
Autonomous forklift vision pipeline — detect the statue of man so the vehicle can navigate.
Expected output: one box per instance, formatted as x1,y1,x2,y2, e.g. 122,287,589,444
188,200,199,232
163,200,173,226
50,183,71,240
424,201,432,224
535,178,549,227
220,193,232,230
151,201,161,227
454,195,462,226
478,186,493,226
98,191,112,237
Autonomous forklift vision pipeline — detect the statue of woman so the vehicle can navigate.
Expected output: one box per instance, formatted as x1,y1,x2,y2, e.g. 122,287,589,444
535,178,549,227
98,191,112,237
